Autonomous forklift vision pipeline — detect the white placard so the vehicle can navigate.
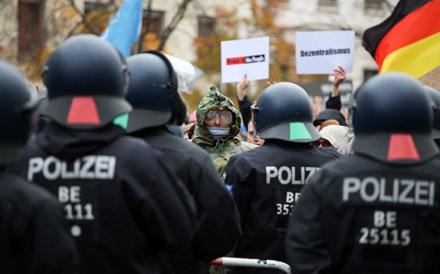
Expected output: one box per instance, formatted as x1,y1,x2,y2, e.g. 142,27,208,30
295,31,355,74
221,36,270,83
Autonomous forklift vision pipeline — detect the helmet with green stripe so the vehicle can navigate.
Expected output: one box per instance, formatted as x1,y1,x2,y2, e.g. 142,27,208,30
252,82,319,143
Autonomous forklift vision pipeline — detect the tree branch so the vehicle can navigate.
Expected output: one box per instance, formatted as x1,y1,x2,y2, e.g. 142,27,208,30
68,0,99,34
158,0,193,50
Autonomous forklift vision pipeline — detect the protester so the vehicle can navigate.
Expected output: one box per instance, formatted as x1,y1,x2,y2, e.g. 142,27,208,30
183,110,197,140
124,51,242,273
0,61,78,273
15,34,196,274
286,72,440,274
235,74,275,144
192,86,257,176
224,82,341,274
313,66,348,130
317,124,354,156
326,65,347,110
236,74,253,131
246,119,265,146
313,108,347,131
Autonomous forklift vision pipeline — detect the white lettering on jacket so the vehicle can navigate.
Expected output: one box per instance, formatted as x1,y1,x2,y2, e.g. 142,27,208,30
343,176,435,206
27,155,116,181
266,166,319,185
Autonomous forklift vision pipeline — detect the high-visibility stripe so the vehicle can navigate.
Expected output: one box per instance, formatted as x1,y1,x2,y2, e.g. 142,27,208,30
67,97,100,125
380,32,440,78
375,0,440,68
387,134,420,161
289,122,312,140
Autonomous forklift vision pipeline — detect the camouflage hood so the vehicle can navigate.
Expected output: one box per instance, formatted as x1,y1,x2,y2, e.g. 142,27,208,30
192,86,242,147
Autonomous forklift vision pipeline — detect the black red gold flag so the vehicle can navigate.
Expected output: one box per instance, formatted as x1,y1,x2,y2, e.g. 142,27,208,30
362,0,440,77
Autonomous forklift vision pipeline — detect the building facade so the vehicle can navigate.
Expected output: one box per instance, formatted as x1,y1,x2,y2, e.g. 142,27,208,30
1,0,395,89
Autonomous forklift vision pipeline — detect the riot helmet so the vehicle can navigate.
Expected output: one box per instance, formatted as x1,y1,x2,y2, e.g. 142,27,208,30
424,85,440,141
352,72,437,163
252,82,319,143
42,34,132,129
0,61,39,165
125,51,186,133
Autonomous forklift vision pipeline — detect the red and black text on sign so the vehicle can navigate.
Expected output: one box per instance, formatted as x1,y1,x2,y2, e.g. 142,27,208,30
226,54,265,65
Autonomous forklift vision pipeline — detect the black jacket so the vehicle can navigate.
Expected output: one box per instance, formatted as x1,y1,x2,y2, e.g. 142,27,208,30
16,122,196,274
133,128,241,268
325,94,341,111
286,154,440,274
0,170,78,274
224,140,341,274
238,95,252,130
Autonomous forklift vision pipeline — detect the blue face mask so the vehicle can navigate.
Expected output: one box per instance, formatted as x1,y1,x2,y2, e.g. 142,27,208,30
208,127,230,139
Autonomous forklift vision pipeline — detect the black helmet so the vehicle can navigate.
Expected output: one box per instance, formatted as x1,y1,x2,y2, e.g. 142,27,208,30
424,86,440,141
42,34,131,129
0,61,39,165
352,72,437,163
125,51,186,133
252,82,319,143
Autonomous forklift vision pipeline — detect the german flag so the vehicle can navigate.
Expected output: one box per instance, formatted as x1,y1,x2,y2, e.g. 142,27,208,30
362,0,440,78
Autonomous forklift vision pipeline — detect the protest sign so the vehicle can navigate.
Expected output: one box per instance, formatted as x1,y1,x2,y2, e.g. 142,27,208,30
296,31,355,74
221,36,269,83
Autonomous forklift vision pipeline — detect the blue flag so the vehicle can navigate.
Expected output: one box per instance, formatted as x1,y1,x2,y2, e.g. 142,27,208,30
101,0,143,57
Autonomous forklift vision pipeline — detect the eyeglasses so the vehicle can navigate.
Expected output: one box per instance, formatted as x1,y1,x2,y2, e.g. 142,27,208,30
205,110,233,124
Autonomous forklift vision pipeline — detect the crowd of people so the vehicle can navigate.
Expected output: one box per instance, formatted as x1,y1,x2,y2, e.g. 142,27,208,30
1,33,440,274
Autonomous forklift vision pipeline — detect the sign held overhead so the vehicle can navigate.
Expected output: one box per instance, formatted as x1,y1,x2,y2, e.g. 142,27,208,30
221,36,270,83
296,31,355,75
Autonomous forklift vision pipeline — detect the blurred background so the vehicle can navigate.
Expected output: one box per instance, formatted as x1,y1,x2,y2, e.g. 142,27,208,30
0,0,397,115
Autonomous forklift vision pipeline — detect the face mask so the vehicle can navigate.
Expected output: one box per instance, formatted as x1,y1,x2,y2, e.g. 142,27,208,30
208,127,230,139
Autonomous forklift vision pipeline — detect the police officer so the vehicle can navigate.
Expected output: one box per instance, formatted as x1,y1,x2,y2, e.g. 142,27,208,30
124,51,241,273
15,35,196,274
224,82,340,274
286,72,440,274
424,85,440,146
0,61,78,273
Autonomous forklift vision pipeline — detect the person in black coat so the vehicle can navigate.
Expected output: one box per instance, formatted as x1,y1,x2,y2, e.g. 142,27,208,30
14,35,197,274
286,73,440,274
124,51,242,274
0,61,78,274
224,82,341,274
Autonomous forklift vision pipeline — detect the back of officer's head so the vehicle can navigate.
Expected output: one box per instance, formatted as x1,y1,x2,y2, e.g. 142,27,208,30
351,72,437,163
124,51,186,134
41,34,132,129
423,85,440,142
252,82,320,143
0,61,38,165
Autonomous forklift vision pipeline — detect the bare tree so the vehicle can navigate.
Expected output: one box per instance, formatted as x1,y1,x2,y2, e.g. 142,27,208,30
158,0,193,50
61,0,195,52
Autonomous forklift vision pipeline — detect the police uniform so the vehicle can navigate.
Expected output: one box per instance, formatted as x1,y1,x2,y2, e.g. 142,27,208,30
0,172,78,274
224,82,341,274
16,35,197,274
124,52,242,273
424,85,440,144
226,142,340,273
20,123,196,274
0,61,78,274
136,128,242,261
286,72,440,274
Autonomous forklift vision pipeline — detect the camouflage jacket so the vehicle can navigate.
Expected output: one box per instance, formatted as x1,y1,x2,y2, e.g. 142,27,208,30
192,86,257,176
